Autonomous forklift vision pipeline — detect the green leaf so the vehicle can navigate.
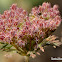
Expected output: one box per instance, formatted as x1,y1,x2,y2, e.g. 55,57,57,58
0,44,8,49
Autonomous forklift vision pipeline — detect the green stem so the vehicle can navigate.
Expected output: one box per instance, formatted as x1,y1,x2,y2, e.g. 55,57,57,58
24,56,29,62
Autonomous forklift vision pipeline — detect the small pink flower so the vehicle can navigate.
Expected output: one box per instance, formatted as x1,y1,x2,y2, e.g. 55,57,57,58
37,52,40,55
39,47,44,52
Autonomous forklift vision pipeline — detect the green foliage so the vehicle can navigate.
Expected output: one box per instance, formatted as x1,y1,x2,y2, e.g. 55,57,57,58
0,42,16,52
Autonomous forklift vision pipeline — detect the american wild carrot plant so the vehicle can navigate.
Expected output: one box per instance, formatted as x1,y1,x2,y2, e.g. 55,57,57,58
0,2,62,62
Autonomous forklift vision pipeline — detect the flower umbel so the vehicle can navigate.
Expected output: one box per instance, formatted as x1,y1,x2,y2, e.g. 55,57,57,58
0,2,62,58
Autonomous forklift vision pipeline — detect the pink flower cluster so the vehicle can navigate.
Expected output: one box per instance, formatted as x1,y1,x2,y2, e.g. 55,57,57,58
0,2,61,49
0,4,28,46
29,2,61,30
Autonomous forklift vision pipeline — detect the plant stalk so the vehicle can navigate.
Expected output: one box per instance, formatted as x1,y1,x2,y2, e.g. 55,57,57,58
24,56,29,62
